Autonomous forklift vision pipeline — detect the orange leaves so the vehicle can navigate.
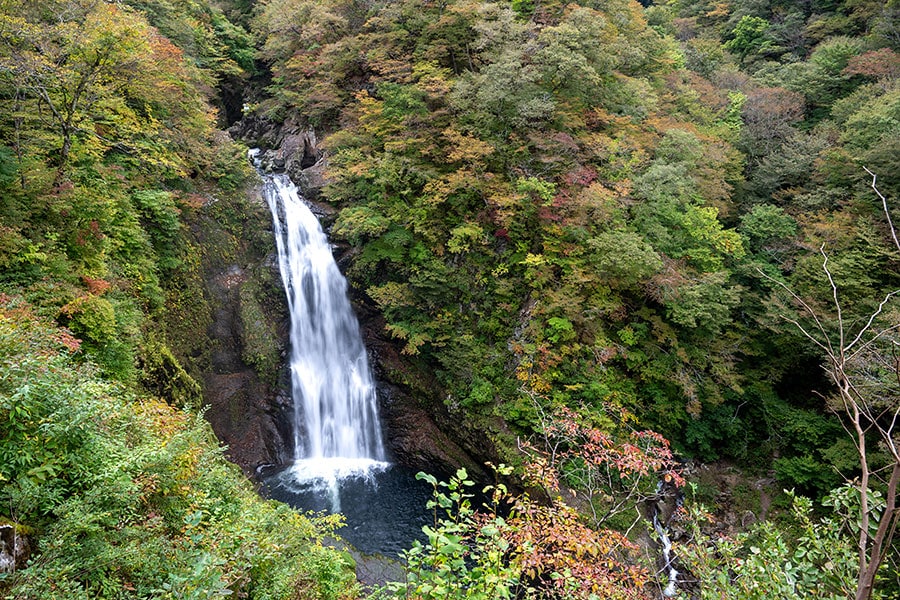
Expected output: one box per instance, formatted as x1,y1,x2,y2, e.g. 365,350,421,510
542,406,677,481
495,404,683,597
0,295,81,356
508,494,652,599
523,403,684,529
82,275,111,296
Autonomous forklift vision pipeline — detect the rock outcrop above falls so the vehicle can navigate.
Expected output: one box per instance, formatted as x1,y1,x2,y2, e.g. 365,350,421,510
230,116,328,200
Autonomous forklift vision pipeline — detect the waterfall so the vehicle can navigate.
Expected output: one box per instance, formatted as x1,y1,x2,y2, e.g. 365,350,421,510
651,482,680,598
260,163,387,509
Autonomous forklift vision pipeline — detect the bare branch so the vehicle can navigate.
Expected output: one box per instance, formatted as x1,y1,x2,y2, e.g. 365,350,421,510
846,322,900,364
844,292,900,355
821,246,846,353
757,267,835,355
762,170,899,599
864,167,900,254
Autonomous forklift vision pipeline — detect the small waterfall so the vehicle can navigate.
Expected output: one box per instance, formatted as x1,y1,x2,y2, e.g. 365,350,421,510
259,162,388,510
651,482,680,598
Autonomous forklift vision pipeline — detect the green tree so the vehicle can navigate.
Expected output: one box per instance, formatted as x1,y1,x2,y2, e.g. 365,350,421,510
725,15,772,62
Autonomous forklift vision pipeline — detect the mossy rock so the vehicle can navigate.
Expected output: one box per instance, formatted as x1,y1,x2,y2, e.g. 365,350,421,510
139,338,203,409
238,274,283,385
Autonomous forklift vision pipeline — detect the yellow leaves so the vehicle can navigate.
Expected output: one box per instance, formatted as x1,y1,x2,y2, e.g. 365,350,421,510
355,90,390,138
384,322,431,355
523,253,547,267
705,2,732,21
383,136,427,153
447,221,485,254
1,0,214,177
365,33,414,82
685,205,746,261
412,62,452,100
442,127,494,164
134,397,190,438
421,168,481,206
366,281,414,310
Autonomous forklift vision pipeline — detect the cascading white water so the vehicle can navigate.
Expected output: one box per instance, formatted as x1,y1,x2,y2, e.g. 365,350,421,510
261,167,388,510
651,482,680,598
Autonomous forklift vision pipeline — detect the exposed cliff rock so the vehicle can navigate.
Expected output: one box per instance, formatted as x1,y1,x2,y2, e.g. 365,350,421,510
230,115,328,200
355,301,492,480
167,180,296,476
203,259,294,473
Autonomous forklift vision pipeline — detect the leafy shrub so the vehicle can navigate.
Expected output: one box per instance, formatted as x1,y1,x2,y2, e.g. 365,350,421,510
386,408,680,600
680,488,888,599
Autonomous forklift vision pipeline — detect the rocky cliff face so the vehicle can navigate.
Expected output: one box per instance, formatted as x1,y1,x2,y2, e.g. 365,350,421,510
0,523,28,576
202,259,294,474
360,307,489,480
172,180,296,476
230,116,328,200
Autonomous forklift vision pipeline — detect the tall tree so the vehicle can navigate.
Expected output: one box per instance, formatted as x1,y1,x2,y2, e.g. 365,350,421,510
768,170,900,599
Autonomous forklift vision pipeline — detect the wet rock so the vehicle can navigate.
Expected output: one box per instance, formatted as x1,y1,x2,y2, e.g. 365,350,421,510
233,115,329,200
295,157,329,200
351,549,406,592
377,380,482,477
201,255,293,474
359,307,487,479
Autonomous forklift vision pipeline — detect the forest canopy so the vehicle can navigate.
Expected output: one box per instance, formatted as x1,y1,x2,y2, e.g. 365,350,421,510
254,0,899,491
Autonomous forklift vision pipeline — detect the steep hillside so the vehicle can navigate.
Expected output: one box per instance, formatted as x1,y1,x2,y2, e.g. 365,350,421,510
251,0,897,490
246,0,899,595
0,1,356,597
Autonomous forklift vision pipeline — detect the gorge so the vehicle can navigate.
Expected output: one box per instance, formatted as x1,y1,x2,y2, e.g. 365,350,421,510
2,0,898,597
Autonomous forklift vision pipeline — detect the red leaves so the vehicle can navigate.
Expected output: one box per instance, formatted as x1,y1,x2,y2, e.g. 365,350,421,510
540,405,679,483
842,48,900,81
507,493,651,599
0,295,81,355
507,405,683,597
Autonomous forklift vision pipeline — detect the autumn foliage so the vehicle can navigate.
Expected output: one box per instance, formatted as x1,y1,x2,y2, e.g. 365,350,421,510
394,406,683,599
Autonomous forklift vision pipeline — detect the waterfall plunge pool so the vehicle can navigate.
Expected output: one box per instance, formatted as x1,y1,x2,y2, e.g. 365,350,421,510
260,461,433,558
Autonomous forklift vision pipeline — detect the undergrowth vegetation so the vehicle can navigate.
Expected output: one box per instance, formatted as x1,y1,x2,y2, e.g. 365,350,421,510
0,297,357,599
0,1,356,597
